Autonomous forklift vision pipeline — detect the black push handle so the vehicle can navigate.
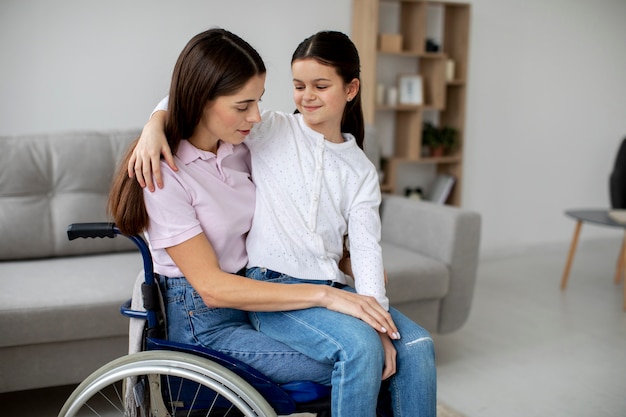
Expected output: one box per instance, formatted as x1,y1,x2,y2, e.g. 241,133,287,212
67,222,117,240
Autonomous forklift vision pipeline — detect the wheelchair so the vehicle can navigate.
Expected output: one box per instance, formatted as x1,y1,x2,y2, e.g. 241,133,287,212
58,222,333,417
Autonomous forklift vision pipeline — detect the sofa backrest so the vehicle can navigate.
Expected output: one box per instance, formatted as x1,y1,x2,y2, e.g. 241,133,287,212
0,130,141,260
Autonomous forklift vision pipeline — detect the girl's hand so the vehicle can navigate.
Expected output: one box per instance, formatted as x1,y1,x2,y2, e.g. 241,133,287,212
127,111,176,191
323,286,400,340
379,333,397,380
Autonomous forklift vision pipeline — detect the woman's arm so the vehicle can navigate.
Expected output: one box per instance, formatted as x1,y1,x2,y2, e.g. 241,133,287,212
128,110,175,191
167,233,400,339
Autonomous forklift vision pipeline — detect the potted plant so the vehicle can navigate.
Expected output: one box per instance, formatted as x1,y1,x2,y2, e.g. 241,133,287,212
421,123,458,157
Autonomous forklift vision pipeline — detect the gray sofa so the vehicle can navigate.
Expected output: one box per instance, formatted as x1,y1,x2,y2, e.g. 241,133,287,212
0,129,481,394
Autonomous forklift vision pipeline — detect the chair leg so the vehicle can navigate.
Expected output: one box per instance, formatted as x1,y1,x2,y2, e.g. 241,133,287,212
561,221,583,290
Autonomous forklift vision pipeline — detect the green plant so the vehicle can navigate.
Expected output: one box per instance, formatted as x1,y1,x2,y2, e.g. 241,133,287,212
421,123,458,152
438,126,458,150
421,122,439,148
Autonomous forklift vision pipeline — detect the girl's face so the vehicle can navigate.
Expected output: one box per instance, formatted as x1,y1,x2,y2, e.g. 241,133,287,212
193,74,266,153
292,58,358,141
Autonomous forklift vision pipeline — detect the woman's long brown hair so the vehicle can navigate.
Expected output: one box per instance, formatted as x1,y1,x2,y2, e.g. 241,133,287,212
107,29,266,236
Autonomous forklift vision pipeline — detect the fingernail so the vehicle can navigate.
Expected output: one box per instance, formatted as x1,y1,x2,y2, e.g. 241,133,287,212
394,332,401,339
381,326,387,333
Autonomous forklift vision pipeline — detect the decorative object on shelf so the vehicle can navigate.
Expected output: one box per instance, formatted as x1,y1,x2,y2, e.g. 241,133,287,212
404,187,424,200
425,38,440,52
376,83,386,105
421,122,458,157
427,174,456,204
386,86,398,106
446,59,455,82
378,33,403,52
398,75,423,105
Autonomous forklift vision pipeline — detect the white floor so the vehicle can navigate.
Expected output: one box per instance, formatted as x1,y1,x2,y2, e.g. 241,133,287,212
432,237,626,417
2,237,626,417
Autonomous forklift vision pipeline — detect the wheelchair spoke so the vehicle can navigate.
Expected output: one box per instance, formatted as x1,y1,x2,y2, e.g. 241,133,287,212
58,351,277,417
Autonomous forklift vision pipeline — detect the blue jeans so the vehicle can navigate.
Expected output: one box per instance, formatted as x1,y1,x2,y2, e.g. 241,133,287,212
246,267,437,417
158,275,332,385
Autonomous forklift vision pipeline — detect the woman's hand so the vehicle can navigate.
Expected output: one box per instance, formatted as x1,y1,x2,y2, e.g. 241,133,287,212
323,286,400,340
379,333,397,380
127,111,176,191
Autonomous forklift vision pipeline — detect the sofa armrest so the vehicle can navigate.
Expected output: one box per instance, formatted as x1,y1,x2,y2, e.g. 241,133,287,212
380,195,482,333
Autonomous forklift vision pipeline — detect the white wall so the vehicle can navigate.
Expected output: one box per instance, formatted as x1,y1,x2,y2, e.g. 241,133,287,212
464,0,626,256
0,0,351,133
1,0,626,257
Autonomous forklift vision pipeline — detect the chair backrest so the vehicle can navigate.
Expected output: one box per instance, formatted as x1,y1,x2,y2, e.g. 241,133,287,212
610,137,626,209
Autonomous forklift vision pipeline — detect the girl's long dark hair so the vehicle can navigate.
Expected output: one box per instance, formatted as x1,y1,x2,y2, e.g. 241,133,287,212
292,31,365,149
108,29,265,235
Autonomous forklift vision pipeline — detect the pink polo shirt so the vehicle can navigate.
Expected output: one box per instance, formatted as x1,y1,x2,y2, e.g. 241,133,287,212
143,139,255,277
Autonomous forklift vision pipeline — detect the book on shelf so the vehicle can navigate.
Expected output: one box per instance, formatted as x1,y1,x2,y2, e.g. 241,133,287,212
427,174,455,205
608,209,626,224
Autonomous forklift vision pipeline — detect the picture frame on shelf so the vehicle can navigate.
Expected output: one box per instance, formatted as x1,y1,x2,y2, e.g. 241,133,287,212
398,74,423,105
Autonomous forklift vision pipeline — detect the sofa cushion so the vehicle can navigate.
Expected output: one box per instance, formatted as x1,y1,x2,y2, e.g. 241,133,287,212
0,252,141,348
0,131,140,260
382,242,449,304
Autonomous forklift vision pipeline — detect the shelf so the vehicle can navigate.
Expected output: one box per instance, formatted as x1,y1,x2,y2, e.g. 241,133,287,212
376,104,421,111
380,183,394,193
352,0,469,204
378,50,447,59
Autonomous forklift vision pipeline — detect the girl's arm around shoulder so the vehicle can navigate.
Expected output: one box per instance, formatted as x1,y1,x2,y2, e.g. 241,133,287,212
129,109,175,191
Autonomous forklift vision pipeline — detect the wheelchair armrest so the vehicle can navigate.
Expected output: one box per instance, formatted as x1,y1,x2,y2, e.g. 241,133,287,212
120,298,148,320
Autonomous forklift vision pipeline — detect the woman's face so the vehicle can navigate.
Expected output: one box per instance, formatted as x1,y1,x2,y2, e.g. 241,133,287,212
194,74,266,152
292,58,358,140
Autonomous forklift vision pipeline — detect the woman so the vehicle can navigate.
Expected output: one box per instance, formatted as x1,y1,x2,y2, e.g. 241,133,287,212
129,31,436,417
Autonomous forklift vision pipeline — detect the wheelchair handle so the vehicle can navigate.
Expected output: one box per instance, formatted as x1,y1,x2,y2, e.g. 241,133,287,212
67,222,118,240
66,222,153,281
67,222,160,330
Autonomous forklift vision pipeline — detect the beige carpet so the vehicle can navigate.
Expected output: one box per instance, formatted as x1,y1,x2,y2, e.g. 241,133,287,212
437,401,466,417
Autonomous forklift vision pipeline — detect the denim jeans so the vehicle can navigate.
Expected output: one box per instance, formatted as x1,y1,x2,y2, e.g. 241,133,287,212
158,275,332,385
246,267,437,417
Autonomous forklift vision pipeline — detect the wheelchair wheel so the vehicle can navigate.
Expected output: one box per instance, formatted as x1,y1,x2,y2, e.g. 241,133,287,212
58,350,277,417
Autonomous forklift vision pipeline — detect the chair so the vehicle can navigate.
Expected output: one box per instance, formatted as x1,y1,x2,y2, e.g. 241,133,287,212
561,137,626,310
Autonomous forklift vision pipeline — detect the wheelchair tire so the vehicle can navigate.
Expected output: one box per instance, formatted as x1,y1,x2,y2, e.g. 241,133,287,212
58,350,277,417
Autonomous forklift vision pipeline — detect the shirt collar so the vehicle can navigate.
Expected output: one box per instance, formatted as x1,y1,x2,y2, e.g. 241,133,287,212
296,114,355,146
176,139,235,165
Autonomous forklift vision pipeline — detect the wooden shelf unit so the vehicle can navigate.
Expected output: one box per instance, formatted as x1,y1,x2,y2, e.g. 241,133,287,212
351,0,470,206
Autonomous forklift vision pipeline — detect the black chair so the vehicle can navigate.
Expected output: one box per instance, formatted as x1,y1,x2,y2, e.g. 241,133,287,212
561,137,626,310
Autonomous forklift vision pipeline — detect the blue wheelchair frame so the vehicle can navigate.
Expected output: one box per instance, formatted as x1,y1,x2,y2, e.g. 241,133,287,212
67,222,331,416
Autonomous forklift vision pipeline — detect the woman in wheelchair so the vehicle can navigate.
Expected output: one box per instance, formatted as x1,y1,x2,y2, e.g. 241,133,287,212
117,29,436,417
